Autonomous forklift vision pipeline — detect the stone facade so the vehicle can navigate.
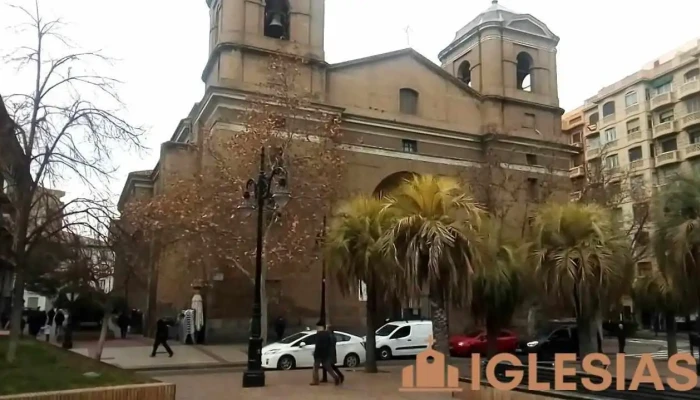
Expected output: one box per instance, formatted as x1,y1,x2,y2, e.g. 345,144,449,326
117,0,577,340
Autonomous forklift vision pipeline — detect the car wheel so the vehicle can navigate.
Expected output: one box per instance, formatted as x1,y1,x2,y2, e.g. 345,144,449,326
378,346,392,360
277,355,296,370
344,353,360,368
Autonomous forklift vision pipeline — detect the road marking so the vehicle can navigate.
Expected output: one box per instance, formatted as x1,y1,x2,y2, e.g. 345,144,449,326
625,349,694,360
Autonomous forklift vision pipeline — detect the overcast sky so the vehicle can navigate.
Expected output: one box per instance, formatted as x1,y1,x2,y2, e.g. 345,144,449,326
1,0,699,206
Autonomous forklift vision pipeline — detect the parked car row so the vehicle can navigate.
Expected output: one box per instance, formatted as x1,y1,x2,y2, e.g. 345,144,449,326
261,319,580,370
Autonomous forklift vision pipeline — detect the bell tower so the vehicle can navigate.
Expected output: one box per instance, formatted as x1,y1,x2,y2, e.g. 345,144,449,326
203,0,326,97
438,1,562,138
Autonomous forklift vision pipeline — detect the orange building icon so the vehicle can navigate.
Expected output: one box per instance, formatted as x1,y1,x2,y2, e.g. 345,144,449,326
399,336,462,392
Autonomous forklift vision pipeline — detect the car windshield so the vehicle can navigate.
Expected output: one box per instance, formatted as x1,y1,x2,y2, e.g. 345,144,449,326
464,330,484,338
376,324,399,336
279,332,308,344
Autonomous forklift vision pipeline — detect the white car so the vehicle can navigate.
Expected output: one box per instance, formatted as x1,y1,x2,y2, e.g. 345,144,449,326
261,330,366,370
371,320,433,360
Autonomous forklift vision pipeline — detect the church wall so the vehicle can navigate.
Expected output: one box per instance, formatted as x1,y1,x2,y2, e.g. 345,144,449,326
502,104,563,143
326,56,482,134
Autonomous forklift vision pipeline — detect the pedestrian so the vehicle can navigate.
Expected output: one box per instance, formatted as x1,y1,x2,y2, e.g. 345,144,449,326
310,323,339,386
54,309,65,339
617,322,626,353
151,318,174,357
117,312,129,339
274,316,286,341
322,325,345,384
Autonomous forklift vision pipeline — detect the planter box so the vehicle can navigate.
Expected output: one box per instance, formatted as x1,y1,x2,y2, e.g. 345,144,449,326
0,383,175,400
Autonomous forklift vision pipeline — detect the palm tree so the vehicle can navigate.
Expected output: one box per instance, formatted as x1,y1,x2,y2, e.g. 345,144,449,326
380,175,484,358
470,219,529,357
326,195,396,373
530,202,629,357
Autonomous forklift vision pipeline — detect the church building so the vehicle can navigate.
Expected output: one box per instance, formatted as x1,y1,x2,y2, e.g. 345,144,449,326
117,0,576,340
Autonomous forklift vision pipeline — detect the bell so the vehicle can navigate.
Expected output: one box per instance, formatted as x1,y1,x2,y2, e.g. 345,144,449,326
266,13,285,38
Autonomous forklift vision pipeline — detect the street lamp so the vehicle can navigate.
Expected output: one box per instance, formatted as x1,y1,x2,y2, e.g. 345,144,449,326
240,146,289,388
315,217,327,326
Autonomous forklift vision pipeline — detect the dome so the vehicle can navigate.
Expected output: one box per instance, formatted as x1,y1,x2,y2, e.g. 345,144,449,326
454,0,516,40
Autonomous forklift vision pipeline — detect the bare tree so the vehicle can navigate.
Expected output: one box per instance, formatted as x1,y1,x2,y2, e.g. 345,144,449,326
1,1,143,362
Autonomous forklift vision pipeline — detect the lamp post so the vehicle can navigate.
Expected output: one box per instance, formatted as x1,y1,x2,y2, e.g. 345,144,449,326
316,216,327,326
240,146,290,388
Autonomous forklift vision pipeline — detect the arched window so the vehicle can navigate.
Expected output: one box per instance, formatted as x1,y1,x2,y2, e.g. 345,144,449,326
458,61,471,87
589,112,599,125
602,101,616,117
399,88,419,115
685,68,699,82
516,52,533,92
264,0,290,40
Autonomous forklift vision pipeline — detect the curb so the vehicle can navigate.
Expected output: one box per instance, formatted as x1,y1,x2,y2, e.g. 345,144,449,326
127,361,247,373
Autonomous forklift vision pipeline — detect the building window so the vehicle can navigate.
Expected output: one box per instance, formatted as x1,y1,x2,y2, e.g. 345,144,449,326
399,88,419,115
626,118,640,135
571,116,582,124
523,113,536,129
263,0,290,40
689,130,700,144
685,68,699,83
602,101,616,117
633,202,649,223
660,137,677,153
625,91,638,108
571,131,582,144
659,109,674,123
527,178,539,200
654,82,672,96
402,139,417,153
589,112,599,125
526,154,538,165
687,97,700,113
605,154,619,169
516,52,533,92
658,165,679,185
604,127,617,142
458,61,471,86
631,175,645,194
637,231,650,247
637,262,652,276
586,135,600,149
628,146,642,162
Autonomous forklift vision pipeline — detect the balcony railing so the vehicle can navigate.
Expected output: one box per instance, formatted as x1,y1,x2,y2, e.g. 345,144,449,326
587,147,601,158
650,92,676,110
601,114,616,127
570,191,582,202
629,158,654,170
569,166,584,178
626,130,651,143
684,142,700,159
655,150,681,167
679,80,700,99
652,121,678,139
680,111,700,131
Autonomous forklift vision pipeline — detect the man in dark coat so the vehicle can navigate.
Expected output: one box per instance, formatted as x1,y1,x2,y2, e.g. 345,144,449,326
274,316,286,341
310,323,339,385
151,318,174,357
117,312,129,339
321,325,345,384
54,310,65,338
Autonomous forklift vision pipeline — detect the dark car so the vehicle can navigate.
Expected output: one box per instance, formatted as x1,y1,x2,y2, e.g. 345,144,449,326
515,324,578,361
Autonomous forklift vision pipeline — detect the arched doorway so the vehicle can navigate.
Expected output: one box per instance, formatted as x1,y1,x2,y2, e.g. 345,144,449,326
371,172,427,326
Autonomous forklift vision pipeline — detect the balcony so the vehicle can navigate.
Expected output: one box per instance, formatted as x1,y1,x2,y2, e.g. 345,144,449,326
678,80,700,99
650,92,676,111
679,111,700,131
655,150,681,167
629,158,655,170
684,143,700,159
601,114,616,127
587,147,601,159
652,121,678,139
584,123,599,137
570,191,582,202
625,102,648,116
604,139,619,150
569,166,585,178
626,130,651,144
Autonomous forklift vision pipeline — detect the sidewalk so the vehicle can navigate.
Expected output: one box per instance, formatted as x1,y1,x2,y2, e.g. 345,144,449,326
69,336,248,370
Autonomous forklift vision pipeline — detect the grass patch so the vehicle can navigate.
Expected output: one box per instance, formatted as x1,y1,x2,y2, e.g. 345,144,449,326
0,337,151,395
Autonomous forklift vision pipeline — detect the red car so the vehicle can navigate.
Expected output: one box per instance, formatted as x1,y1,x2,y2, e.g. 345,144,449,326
449,329,518,357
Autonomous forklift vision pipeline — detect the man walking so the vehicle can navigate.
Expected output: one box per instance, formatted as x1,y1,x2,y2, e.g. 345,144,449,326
322,325,345,384
54,310,65,340
310,323,339,386
274,316,286,341
117,312,130,339
151,318,174,357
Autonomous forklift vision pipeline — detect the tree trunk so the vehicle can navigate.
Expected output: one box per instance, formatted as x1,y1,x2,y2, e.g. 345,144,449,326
7,268,26,361
429,288,450,363
576,316,596,359
665,311,677,357
364,281,378,373
485,317,498,358
527,305,538,337
594,309,604,353
94,312,111,361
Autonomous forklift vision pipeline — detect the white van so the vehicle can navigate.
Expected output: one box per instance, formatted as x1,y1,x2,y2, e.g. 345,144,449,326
372,320,433,360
